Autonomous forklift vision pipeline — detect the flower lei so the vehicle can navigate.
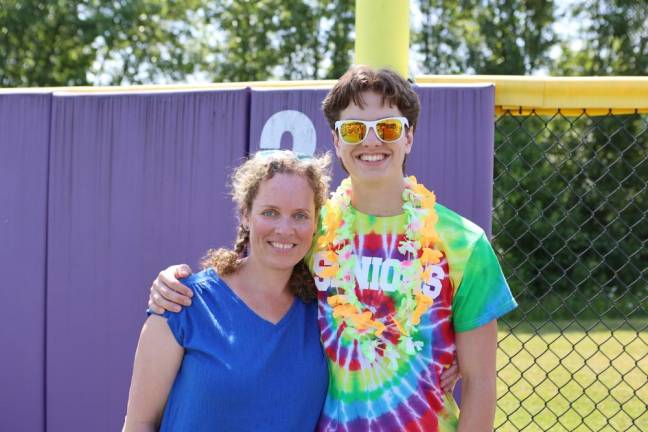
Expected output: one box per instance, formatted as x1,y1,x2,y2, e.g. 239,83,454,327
317,176,443,364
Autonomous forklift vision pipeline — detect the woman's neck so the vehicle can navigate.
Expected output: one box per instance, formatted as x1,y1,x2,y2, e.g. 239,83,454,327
236,258,292,299
222,258,295,325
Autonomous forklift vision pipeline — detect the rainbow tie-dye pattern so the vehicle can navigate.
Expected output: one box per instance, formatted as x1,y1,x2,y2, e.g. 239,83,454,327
309,202,517,431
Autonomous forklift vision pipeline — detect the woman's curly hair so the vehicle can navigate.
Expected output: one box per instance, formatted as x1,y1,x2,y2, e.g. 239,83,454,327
201,150,331,303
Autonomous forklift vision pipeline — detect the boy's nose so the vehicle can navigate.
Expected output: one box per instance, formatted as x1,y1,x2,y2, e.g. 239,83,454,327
362,126,381,146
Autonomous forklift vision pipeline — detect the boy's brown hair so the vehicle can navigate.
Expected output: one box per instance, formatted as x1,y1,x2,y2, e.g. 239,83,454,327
321,65,420,132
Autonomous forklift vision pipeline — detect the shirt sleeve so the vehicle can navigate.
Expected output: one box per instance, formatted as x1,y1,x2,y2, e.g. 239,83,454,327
452,232,517,332
143,301,190,346
163,307,188,347
147,273,208,347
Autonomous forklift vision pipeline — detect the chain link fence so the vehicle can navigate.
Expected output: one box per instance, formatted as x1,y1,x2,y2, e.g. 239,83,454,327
491,110,647,431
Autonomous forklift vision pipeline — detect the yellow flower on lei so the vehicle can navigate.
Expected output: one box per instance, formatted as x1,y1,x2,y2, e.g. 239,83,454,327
420,247,443,265
411,293,434,325
319,263,339,278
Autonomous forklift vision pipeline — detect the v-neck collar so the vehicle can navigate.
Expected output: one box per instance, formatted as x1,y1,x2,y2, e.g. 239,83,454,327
207,268,299,328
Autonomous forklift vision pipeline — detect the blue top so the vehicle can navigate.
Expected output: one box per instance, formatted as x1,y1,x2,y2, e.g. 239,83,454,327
158,268,328,431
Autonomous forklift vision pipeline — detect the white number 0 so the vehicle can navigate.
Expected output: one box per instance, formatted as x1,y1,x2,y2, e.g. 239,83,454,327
259,110,317,155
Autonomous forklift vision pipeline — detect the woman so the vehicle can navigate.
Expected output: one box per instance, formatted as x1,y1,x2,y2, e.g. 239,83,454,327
123,150,331,431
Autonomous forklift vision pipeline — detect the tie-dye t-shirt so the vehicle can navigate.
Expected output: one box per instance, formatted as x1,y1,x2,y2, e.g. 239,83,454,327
308,201,517,431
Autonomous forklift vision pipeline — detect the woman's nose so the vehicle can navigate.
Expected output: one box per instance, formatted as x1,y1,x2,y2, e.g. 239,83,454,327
274,217,295,234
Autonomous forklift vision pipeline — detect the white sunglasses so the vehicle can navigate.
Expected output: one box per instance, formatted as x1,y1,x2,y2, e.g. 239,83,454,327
334,116,409,145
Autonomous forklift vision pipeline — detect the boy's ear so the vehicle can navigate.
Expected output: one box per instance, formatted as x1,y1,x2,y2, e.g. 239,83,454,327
404,128,414,154
332,130,342,156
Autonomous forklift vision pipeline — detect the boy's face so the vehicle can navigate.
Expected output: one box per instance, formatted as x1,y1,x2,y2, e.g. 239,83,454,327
333,91,413,187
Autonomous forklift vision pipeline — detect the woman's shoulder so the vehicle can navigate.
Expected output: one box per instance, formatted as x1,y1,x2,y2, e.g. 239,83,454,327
179,268,223,296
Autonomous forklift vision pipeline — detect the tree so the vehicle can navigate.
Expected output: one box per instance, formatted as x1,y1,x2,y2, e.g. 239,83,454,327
207,0,354,82
207,0,322,82
414,0,557,75
0,0,207,86
319,0,354,79
0,0,96,86
415,0,476,74
90,0,208,85
553,0,647,75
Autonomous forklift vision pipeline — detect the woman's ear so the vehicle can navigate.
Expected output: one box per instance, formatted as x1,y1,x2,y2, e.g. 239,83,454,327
241,209,249,231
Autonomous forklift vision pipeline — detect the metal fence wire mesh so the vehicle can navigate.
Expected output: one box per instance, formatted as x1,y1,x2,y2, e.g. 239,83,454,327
491,111,648,431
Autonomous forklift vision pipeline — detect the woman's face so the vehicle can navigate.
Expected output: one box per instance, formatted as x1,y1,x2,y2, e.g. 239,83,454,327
243,173,316,272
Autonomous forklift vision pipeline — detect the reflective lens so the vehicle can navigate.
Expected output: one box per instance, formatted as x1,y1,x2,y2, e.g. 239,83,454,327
339,121,367,144
376,118,404,142
335,117,408,145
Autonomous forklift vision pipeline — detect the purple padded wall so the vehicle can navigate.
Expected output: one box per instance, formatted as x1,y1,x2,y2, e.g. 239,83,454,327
45,90,249,431
249,85,495,232
412,84,496,236
0,93,51,432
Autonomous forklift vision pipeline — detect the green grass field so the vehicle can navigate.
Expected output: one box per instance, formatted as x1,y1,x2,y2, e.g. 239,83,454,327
494,320,647,432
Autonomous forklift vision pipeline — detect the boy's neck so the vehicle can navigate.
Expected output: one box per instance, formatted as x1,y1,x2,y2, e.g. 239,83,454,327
349,177,406,216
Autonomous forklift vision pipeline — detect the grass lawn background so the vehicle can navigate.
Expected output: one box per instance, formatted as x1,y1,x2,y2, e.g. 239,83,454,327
494,319,647,431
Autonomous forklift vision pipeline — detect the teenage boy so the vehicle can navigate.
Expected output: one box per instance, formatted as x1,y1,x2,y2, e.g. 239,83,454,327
148,65,517,431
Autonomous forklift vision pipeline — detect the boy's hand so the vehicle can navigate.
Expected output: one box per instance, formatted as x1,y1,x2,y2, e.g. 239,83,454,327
148,264,194,314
